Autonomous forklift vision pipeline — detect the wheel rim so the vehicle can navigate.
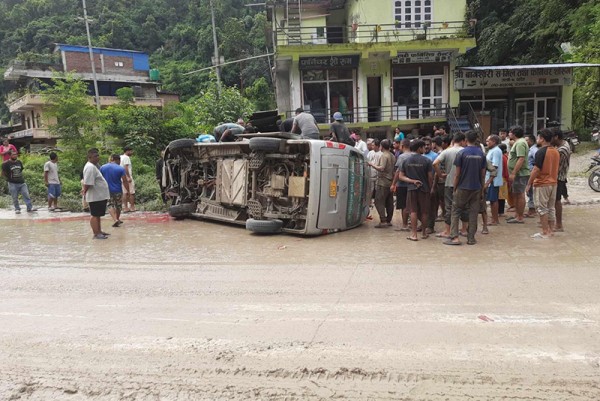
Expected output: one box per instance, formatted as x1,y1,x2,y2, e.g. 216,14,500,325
590,171,600,192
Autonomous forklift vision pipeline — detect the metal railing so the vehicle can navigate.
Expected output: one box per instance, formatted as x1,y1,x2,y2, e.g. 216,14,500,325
275,20,471,46
465,102,485,140
285,103,448,124
446,105,462,133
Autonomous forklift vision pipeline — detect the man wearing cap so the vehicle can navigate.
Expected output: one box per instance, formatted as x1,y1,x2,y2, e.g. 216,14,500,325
329,112,353,145
291,108,320,140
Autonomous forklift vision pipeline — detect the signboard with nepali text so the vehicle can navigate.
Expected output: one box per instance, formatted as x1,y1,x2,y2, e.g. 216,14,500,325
299,55,360,70
454,67,573,90
392,50,454,64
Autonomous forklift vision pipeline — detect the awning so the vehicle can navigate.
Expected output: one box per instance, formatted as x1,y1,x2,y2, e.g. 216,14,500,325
460,63,600,70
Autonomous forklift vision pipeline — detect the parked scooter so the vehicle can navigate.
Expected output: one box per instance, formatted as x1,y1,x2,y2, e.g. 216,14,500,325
586,155,600,192
564,130,580,153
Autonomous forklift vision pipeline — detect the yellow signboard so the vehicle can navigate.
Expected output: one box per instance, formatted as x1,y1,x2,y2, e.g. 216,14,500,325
329,180,337,197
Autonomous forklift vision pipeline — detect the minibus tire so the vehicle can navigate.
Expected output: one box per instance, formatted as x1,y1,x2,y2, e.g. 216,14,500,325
246,218,283,234
167,139,196,154
249,138,283,152
169,203,195,219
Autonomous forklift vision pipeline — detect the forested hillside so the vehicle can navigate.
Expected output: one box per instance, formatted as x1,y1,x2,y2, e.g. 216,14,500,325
0,0,598,130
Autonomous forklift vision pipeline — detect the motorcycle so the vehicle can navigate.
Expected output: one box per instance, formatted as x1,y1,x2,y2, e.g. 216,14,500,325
586,155,600,192
564,130,579,153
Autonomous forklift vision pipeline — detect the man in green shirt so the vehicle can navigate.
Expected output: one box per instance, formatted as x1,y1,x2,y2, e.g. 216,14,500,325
507,126,530,224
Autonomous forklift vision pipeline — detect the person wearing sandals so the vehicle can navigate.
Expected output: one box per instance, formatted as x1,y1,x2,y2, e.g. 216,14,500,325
397,140,433,241
368,139,396,228
526,129,559,239
100,155,130,228
444,131,487,246
82,149,110,240
507,126,530,224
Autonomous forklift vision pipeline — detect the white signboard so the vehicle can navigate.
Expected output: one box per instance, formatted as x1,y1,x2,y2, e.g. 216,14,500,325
454,67,573,90
392,50,454,64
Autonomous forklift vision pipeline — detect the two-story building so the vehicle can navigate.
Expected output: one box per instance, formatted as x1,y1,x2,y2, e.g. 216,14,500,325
267,0,477,138
3,44,176,148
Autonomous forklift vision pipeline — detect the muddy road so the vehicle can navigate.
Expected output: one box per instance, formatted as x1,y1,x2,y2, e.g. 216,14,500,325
1,204,600,400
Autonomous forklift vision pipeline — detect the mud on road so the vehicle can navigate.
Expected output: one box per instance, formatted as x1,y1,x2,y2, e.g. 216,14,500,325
1,201,600,399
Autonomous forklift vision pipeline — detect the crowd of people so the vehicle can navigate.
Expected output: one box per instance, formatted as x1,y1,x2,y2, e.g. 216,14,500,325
1,113,574,243
364,125,571,245
1,141,141,240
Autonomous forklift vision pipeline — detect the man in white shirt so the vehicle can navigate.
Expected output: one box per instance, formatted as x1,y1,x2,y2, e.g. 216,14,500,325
353,132,368,156
120,146,136,212
43,152,61,211
82,148,110,239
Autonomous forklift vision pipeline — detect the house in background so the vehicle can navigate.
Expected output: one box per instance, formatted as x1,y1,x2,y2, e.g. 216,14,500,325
3,44,176,149
267,0,477,138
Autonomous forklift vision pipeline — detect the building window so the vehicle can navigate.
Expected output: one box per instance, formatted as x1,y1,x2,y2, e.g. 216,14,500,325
394,0,432,29
392,63,445,119
301,69,355,123
114,61,124,67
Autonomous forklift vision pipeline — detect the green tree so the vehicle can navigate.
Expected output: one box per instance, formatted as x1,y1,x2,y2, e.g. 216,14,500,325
189,73,254,134
41,74,99,151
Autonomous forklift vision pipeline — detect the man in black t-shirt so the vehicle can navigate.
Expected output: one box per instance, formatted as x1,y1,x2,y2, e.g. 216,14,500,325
1,150,35,214
329,112,354,146
398,140,433,241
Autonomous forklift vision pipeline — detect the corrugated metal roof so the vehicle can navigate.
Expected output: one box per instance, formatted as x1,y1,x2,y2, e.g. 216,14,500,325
460,63,600,70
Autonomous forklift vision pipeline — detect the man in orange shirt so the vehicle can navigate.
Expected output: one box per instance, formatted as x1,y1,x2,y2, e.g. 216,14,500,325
526,129,559,239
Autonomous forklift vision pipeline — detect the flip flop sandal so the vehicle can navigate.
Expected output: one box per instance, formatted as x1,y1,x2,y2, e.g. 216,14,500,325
406,236,419,241
443,239,462,246
435,233,450,238
481,229,489,234
506,219,524,224
530,233,548,239
467,239,477,245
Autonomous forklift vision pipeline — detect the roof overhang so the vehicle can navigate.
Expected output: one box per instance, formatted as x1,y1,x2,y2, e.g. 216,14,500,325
460,63,600,70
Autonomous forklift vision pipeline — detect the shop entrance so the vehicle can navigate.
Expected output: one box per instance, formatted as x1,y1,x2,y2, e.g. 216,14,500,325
367,76,382,122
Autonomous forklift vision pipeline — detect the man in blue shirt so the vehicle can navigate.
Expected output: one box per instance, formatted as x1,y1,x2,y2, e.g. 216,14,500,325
444,130,487,246
485,135,503,225
100,155,130,227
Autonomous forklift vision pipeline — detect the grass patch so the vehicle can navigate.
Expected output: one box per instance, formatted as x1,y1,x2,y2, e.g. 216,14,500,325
576,141,600,154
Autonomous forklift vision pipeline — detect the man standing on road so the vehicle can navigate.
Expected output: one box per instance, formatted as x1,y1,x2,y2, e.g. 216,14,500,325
0,138,17,162
485,135,503,226
398,140,433,241
101,154,130,228
43,152,61,211
390,139,412,231
525,133,538,218
552,130,571,232
369,139,395,228
444,131,486,246
526,129,559,239
291,108,320,140
507,126,530,224
433,132,466,238
83,149,110,239
120,146,136,213
2,150,36,214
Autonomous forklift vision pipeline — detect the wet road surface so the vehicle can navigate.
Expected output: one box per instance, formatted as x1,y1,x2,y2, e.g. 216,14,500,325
1,206,600,400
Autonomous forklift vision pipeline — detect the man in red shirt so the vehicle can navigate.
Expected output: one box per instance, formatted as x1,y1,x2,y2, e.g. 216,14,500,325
526,129,560,239
0,138,17,162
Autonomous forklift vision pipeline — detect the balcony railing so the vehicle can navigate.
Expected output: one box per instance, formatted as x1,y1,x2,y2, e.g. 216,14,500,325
10,128,54,139
275,21,471,46
285,103,448,124
8,93,164,112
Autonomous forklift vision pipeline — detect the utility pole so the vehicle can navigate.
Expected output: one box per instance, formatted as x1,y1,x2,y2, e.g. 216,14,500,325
82,0,101,111
210,0,222,95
